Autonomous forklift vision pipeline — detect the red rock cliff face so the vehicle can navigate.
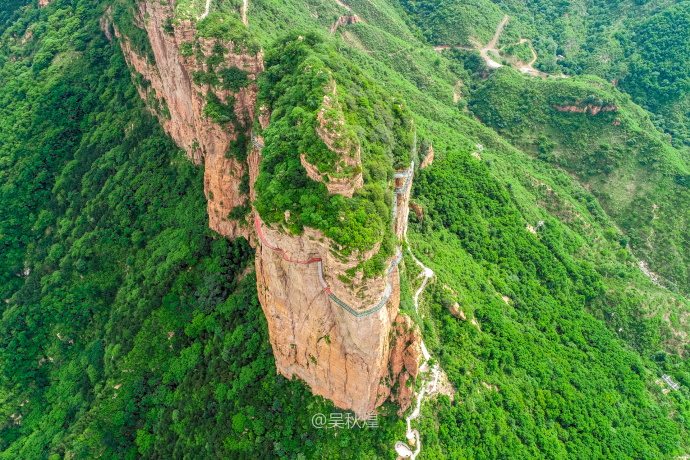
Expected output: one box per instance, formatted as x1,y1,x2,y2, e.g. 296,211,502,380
252,123,420,416
116,0,263,240
254,220,413,416
253,216,420,416
119,5,421,417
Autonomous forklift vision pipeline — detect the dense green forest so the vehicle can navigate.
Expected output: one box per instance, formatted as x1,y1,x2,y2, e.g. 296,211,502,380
399,0,690,147
2,0,690,458
404,148,690,458
0,0,28,27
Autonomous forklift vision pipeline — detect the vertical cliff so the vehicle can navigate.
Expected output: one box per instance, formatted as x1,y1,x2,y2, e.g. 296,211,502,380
252,113,420,417
114,0,263,240
254,219,407,415
253,187,421,415
117,12,421,417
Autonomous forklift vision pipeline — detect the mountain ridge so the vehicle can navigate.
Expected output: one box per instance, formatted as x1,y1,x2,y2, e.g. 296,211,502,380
2,0,690,458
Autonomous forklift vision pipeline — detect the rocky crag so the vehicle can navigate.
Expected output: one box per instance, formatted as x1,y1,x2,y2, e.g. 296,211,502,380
552,101,619,115
117,4,421,417
113,0,263,240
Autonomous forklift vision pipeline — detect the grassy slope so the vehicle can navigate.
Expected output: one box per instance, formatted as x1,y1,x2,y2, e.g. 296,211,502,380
467,68,690,297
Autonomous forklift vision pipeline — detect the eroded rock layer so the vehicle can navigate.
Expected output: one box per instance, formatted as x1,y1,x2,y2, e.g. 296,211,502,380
116,0,263,240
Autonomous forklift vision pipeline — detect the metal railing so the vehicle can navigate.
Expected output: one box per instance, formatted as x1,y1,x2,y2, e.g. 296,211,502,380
251,130,264,149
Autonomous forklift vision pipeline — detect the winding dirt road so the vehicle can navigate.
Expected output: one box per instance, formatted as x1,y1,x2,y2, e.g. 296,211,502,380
432,14,553,78
479,14,509,69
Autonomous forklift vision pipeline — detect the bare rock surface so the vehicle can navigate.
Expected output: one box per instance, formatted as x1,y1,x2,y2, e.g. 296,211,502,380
552,102,619,115
116,0,263,240
255,218,419,416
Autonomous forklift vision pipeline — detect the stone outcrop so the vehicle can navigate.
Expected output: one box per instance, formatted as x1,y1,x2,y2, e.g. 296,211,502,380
411,201,424,220
552,101,619,115
448,302,466,319
116,0,263,240
389,315,422,411
420,144,433,168
300,154,362,198
301,80,363,198
330,14,364,35
392,169,413,240
253,113,420,417
99,7,113,42
121,4,422,417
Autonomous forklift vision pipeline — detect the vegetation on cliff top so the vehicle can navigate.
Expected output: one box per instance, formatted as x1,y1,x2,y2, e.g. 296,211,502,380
196,12,261,55
254,32,412,260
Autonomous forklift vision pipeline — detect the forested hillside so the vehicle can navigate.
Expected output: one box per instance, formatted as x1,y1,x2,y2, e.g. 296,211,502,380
0,0,28,26
2,0,690,459
467,68,690,296
399,0,690,147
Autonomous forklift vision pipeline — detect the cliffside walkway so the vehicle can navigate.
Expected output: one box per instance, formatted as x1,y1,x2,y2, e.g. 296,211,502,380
392,167,413,224
394,131,439,459
251,130,264,149
252,133,413,318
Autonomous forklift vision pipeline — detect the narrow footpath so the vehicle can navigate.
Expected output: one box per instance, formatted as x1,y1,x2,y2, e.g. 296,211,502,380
200,0,211,19
393,218,439,460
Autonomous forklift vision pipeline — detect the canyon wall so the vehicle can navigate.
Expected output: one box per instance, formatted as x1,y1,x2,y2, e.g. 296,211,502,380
115,0,263,240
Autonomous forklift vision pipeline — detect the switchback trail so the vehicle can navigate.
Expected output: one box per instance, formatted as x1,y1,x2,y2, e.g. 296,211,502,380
479,14,509,69
433,14,554,78
488,14,509,49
